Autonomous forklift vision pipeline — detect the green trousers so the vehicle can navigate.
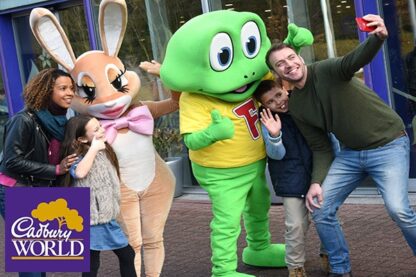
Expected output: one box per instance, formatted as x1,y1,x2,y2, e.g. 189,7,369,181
192,159,272,276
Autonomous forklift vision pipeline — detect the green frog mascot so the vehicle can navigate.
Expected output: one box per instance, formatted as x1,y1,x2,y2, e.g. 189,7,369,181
160,10,313,277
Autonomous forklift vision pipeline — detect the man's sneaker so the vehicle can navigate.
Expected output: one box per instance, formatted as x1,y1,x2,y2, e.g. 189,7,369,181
320,254,330,274
288,267,307,277
328,272,353,277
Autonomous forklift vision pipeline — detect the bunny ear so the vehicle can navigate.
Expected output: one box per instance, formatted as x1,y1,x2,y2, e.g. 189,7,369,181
99,0,127,57
30,8,76,72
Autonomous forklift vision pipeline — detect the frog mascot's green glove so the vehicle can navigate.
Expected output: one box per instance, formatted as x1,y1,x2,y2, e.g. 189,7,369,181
283,23,314,54
161,11,313,277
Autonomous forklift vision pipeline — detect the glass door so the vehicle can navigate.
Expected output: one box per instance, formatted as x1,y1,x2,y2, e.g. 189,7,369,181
13,5,89,85
382,0,416,190
0,68,8,152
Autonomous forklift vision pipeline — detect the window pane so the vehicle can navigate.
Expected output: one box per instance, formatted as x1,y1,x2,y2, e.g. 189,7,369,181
306,0,359,68
14,4,89,83
58,6,90,55
103,0,203,103
121,0,154,101
307,0,327,61
0,68,8,152
330,0,358,56
383,0,416,179
220,0,289,43
166,0,204,33
104,0,202,160
14,15,58,83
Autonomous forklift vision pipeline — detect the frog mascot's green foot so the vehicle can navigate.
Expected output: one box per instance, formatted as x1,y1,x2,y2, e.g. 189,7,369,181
242,243,286,267
215,272,255,277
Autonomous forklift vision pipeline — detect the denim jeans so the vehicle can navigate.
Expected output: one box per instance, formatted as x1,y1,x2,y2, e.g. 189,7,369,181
311,135,416,274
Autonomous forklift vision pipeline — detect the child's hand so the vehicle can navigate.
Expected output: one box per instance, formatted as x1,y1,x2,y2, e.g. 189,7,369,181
90,135,106,152
260,108,282,138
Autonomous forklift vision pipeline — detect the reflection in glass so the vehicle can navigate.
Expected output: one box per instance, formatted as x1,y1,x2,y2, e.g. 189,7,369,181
383,0,416,179
305,0,356,62
328,0,357,57
219,0,289,43
307,0,327,61
166,0,204,34
59,6,90,55
97,0,202,160
109,0,203,103
0,68,8,151
14,4,88,84
14,15,57,83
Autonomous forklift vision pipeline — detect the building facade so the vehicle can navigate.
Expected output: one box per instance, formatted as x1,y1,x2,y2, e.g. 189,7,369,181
0,0,415,193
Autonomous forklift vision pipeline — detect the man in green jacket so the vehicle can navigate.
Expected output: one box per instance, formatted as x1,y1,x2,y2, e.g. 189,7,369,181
265,14,416,277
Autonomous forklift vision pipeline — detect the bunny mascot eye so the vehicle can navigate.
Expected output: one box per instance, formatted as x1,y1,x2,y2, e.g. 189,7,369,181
76,74,97,104
111,68,129,92
30,0,180,276
79,85,96,104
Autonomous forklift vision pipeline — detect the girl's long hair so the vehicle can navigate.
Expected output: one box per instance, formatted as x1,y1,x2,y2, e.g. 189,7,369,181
60,115,120,187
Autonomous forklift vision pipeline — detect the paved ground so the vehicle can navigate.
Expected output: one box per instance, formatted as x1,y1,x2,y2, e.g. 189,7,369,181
1,197,416,277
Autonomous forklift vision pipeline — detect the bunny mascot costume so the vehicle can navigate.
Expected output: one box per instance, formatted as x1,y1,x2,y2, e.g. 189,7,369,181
30,0,178,276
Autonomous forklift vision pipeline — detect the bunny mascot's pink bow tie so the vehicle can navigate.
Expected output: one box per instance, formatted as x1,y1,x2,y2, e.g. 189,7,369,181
101,106,154,144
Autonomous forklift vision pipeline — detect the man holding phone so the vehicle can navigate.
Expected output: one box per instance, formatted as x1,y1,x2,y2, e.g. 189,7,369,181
265,14,416,277
355,17,377,32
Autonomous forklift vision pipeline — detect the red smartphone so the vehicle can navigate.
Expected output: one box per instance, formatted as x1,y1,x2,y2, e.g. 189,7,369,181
355,17,376,32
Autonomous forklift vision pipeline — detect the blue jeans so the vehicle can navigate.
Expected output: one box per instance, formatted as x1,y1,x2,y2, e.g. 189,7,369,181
312,135,416,274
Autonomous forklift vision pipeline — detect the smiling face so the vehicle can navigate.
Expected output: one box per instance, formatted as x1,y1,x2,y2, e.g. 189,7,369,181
161,10,271,102
268,47,306,86
259,86,289,113
51,76,75,109
82,117,106,143
70,51,141,119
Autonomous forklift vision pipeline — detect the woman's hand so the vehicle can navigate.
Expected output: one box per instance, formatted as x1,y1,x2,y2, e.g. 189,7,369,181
58,153,77,174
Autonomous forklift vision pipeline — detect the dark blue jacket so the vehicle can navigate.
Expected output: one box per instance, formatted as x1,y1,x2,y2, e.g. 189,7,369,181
260,107,312,198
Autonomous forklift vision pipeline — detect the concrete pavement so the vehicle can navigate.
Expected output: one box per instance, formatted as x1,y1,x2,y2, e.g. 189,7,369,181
1,196,415,276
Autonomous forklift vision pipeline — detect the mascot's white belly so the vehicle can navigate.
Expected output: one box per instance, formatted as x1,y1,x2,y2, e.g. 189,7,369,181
112,131,156,192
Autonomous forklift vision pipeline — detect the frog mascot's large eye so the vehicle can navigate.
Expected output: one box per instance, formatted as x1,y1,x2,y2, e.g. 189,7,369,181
241,21,261,59
210,32,233,71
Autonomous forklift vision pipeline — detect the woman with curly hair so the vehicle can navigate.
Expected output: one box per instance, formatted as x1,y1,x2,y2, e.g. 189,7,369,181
0,68,78,211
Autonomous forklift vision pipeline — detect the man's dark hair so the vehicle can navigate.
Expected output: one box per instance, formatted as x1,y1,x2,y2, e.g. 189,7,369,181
265,41,296,71
253,79,282,103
